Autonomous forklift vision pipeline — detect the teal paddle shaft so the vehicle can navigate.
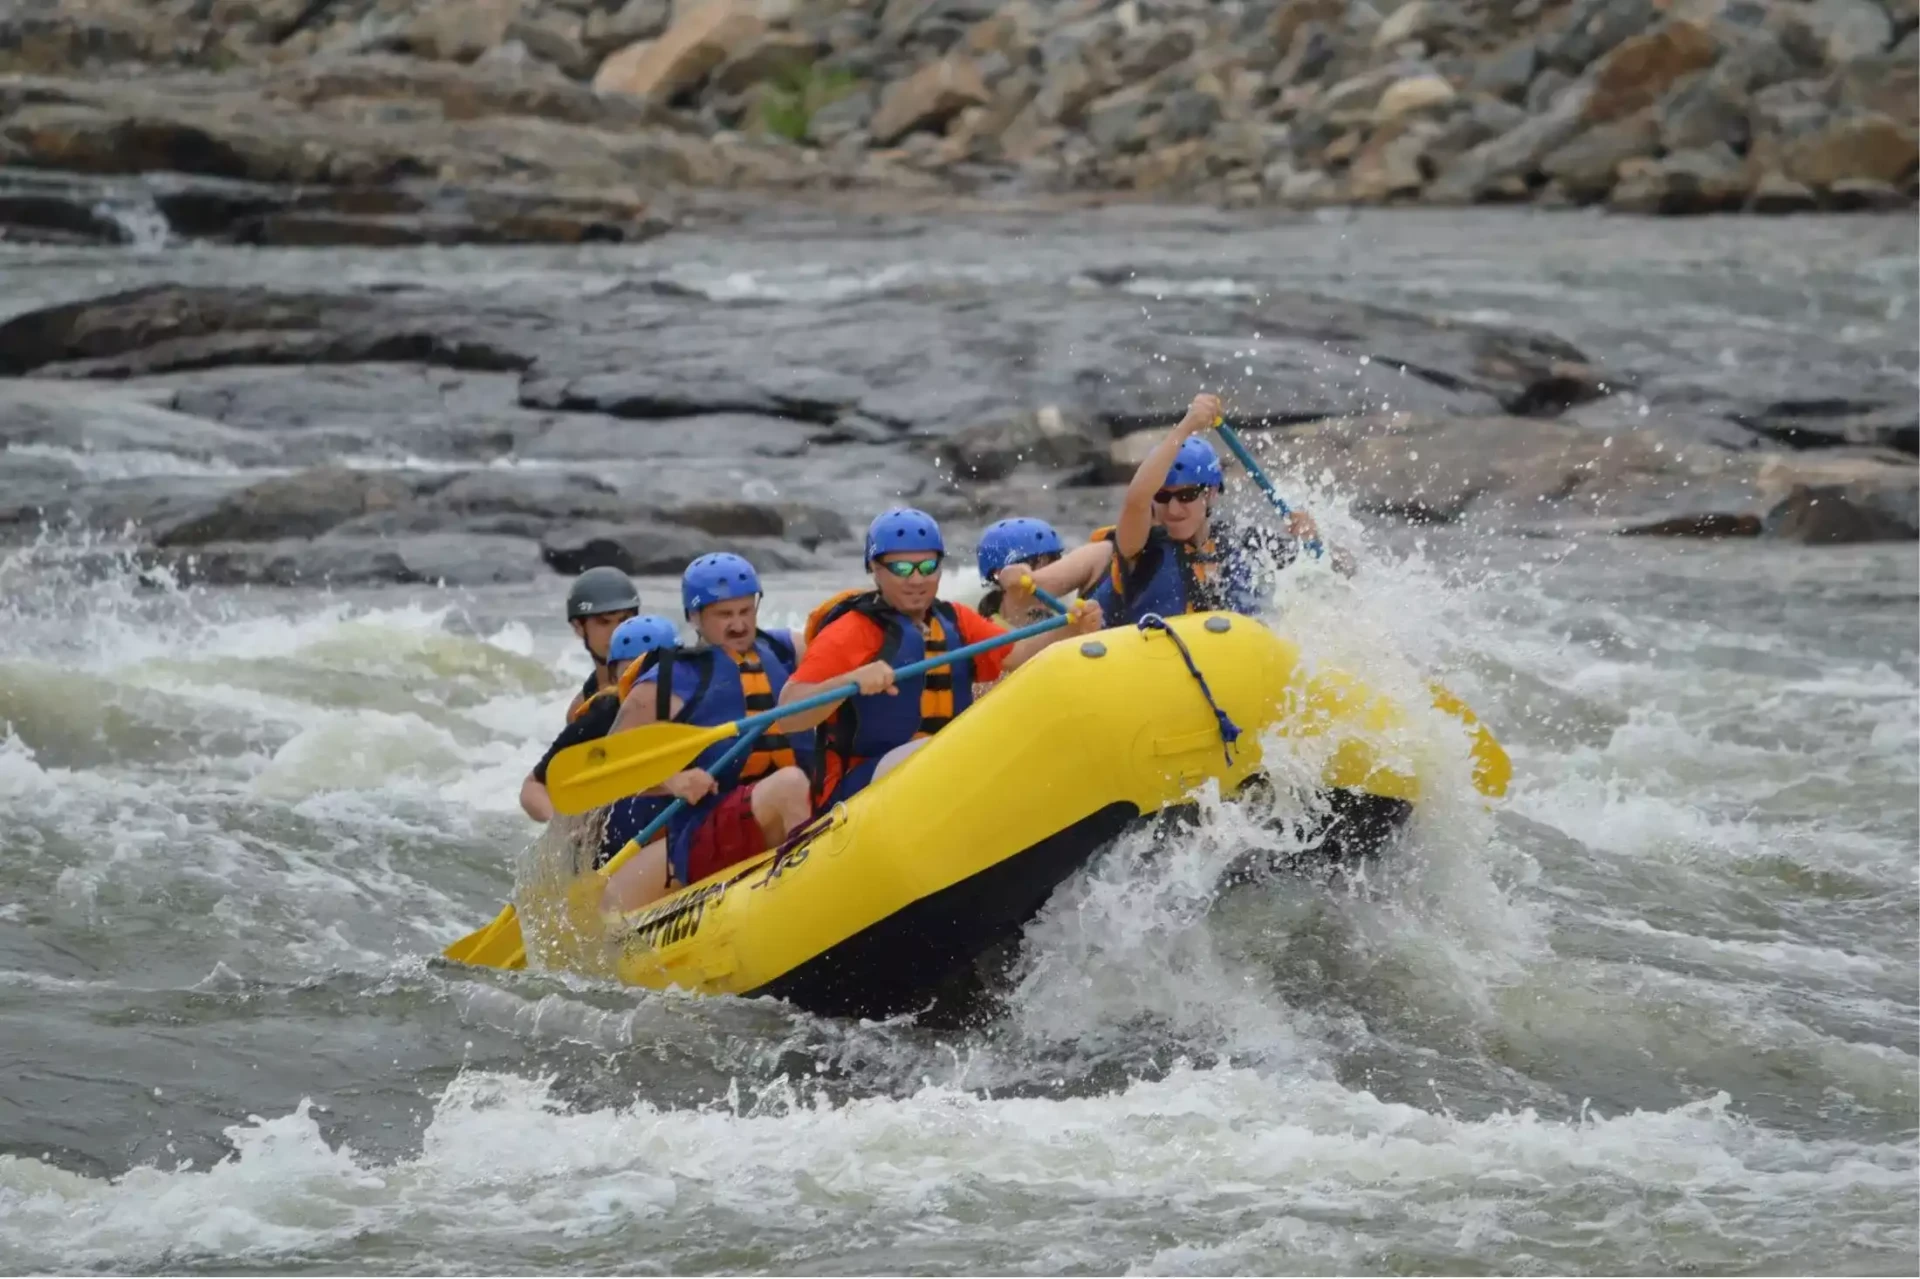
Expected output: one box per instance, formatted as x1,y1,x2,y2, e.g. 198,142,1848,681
721,609,1072,744
1214,421,1324,559
630,724,768,846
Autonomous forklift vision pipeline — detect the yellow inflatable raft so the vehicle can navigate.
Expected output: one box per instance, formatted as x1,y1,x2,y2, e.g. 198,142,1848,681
535,611,1507,1019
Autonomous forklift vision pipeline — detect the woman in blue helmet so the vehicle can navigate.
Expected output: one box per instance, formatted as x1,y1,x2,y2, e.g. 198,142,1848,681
975,516,1123,626
1010,392,1320,626
521,613,680,866
780,507,1103,810
609,552,815,903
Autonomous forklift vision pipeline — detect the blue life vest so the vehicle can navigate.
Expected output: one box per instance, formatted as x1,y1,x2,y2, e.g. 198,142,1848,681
812,593,974,810
1089,523,1266,625
645,630,809,884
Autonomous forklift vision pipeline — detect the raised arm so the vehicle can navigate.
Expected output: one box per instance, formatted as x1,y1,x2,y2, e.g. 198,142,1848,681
1117,393,1220,560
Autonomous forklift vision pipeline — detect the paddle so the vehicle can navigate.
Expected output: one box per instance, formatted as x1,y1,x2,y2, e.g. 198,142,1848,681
1212,416,1511,799
545,610,1079,817
442,728,770,970
1213,419,1325,559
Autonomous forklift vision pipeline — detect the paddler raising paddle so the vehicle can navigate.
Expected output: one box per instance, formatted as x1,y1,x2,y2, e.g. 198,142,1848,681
1003,392,1322,626
781,507,1103,811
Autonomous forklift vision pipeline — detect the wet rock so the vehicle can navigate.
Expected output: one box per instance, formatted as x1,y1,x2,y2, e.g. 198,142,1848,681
807,84,875,144
871,55,989,144
1778,112,1919,191
0,379,281,466
1158,88,1222,143
1527,67,1574,113
158,532,550,587
149,466,429,546
1374,73,1455,123
1731,399,1919,454
936,405,1105,481
661,500,852,545
1347,118,1441,200
1472,38,1539,102
1117,26,1195,80
424,469,626,523
520,364,863,423
1085,87,1156,154
1544,0,1655,71
1826,176,1912,209
1745,169,1819,212
1758,451,1920,541
1471,329,1611,415
1656,71,1749,153
1263,412,1707,525
1608,143,1750,213
0,285,532,379
590,0,765,100
1617,512,1763,537
403,0,524,63
1584,20,1720,124
710,31,816,96
583,0,671,60
504,14,594,78
1801,0,1895,64
1835,50,1918,127
1425,80,1593,201
538,520,820,574
1541,111,1659,200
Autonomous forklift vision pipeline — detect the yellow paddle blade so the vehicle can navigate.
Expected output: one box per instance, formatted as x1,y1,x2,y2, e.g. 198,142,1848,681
441,902,528,970
1428,682,1512,799
545,720,736,816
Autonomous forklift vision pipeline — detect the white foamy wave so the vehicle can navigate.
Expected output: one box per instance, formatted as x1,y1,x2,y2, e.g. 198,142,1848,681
1,1069,1910,1273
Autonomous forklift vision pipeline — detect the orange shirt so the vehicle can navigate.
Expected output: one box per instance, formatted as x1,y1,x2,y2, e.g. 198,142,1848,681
792,603,1010,686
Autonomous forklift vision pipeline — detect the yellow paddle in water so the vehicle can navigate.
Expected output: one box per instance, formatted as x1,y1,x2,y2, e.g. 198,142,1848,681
1215,419,1512,799
543,609,1077,817
441,727,771,970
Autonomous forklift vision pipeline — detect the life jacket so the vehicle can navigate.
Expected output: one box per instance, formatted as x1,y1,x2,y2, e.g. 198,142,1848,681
564,678,672,865
566,670,607,723
1089,522,1260,625
808,591,973,810
660,630,809,883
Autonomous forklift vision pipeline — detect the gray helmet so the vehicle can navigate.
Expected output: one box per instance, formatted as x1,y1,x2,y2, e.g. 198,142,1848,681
565,566,641,619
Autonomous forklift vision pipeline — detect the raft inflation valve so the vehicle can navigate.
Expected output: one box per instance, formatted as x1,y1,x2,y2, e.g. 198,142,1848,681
1080,640,1108,658
1204,616,1231,633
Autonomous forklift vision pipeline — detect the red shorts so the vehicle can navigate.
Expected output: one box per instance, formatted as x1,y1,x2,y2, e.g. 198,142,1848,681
684,783,770,884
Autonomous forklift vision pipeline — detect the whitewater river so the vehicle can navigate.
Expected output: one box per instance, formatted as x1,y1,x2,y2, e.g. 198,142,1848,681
0,212,1915,1274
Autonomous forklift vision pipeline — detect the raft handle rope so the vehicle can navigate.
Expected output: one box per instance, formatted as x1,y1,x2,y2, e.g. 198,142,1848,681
1137,613,1242,765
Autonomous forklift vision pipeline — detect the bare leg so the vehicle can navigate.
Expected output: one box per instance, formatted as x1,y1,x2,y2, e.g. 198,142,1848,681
600,837,670,915
750,767,813,843
870,736,932,785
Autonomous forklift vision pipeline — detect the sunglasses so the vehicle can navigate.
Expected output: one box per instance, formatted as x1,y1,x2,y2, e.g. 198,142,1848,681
1154,485,1210,506
1010,551,1062,570
880,556,943,578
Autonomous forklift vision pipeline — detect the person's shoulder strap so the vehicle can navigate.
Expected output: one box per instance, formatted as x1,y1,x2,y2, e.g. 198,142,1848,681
758,627,798,669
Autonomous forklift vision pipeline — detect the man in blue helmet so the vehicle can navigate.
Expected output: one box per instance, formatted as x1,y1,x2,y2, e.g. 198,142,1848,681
780,507,1103,810
610,553,815,898
1011,392,1320,626
522,614,680,867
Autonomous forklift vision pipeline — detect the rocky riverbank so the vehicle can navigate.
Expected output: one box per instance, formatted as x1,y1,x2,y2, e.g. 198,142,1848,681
2,211,1913,590
2,0,1915,248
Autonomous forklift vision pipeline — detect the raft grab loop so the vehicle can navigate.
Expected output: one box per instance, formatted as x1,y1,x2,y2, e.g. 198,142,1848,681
1136,613,1241,765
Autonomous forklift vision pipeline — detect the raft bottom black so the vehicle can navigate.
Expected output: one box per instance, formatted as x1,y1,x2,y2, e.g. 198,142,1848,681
751,787,1413,1022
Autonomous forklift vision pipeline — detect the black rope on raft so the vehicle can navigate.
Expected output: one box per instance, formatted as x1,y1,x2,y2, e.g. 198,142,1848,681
1136,613,1242,765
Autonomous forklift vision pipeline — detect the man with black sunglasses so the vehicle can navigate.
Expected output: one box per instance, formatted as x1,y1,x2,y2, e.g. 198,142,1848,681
1008,393,1319,627
780,507,1102,811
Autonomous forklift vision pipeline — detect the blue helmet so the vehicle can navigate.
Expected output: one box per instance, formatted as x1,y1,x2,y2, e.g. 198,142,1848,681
681,552,762,617
1167,437,1225,490
608,614,679,663
864,507,944,565
976,518,1064,579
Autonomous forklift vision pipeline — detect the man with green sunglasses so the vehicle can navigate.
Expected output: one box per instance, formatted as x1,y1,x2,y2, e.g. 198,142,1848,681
781,507,1102,811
